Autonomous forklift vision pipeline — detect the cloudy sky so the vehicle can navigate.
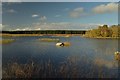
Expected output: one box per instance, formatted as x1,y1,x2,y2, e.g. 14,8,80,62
2,0,119,2
2,2,118,31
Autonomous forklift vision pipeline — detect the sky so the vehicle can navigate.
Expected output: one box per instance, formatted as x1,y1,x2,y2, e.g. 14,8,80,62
2,0,120,2
2,2,118,31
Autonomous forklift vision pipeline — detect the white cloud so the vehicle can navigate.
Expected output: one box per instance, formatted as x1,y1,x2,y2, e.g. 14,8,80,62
7,9,16,13
55,15,61,17
40,16,47,21
14,27,41,31
3,22,103,31
74,7,84,12
64,8,70,11
92,2,118,14
1,0,119,2
3,0,22,2
0,4,2,14
0,24,6,31
70,7,86,18
32,22,101,30
35,28,41,30
69,3,118,18
32,14,39,18
2,24,15,31
0,24,2,30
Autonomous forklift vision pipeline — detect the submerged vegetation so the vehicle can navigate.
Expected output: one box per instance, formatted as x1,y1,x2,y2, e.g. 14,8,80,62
39,38,60,42
0,39,15,44
85,25,120,38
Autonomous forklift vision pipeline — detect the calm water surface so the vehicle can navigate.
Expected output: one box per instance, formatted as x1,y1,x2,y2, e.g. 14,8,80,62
2,36,119,78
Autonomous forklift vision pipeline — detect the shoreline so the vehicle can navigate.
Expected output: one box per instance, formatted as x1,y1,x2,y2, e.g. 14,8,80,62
1,33,119,39
83,36,120,39
1,33,83,37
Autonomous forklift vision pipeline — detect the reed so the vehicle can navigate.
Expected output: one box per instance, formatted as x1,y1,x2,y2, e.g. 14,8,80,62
1,34,43,37
0,39,15,44
2,56,117,78
63,42,71,46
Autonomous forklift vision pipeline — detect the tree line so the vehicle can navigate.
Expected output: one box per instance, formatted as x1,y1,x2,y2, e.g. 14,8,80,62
85,25,120,38
2,30,86,34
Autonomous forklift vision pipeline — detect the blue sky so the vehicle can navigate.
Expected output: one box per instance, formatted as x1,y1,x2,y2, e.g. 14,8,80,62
2,2,118,30
2,0,120,2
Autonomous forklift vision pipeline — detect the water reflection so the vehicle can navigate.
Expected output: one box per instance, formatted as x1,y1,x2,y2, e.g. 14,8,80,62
2,36,119,78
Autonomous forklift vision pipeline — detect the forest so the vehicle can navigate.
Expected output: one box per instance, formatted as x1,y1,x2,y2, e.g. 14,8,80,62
1,30,86,34
1,25,120,38
84,25,120,38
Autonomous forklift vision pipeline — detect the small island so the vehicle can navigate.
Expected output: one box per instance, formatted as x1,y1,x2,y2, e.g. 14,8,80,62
0,39,15,44
84,25,120,39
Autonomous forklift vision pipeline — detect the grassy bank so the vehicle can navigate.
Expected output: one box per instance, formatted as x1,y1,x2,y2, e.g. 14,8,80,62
83,36,120,39
1,34,43,37
93,37,120,39
0,39,15,44
1,33,83,37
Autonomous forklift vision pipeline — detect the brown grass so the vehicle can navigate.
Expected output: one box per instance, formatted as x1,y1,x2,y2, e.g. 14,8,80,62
1,33,82,37
63,42,71,46
1,34,43,37
2,56,117,78
0,39,15,44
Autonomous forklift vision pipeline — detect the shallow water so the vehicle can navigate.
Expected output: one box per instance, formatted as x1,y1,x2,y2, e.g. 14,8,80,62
1,36,119,78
